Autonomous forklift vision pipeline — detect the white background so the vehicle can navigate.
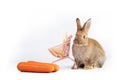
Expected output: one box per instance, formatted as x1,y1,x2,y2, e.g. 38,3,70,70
0,0,119,80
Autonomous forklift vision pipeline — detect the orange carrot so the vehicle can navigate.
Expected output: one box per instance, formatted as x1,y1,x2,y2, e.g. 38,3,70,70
17,62,54,73
52,64,60,72
27,61,60,72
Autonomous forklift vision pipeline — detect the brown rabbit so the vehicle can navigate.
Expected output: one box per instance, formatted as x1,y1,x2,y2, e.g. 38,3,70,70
72,18,106,69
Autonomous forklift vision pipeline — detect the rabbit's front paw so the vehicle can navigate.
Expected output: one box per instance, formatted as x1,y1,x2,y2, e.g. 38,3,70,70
84,65,93,70
91,63,98,68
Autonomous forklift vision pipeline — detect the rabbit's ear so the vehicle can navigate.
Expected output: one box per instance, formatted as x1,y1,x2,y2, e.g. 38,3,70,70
83,18,91,32
76,18,82,31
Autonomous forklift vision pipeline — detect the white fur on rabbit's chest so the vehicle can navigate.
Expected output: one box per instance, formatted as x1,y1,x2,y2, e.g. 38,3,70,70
72,44,91,61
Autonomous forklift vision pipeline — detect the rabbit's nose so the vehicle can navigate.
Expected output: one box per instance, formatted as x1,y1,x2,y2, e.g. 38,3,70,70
79,40,82,44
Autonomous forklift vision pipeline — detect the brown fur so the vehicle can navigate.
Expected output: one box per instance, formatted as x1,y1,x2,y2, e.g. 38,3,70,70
72,18,106,69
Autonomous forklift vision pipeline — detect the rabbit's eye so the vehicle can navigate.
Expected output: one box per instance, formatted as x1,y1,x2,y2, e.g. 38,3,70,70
83,35,86,39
